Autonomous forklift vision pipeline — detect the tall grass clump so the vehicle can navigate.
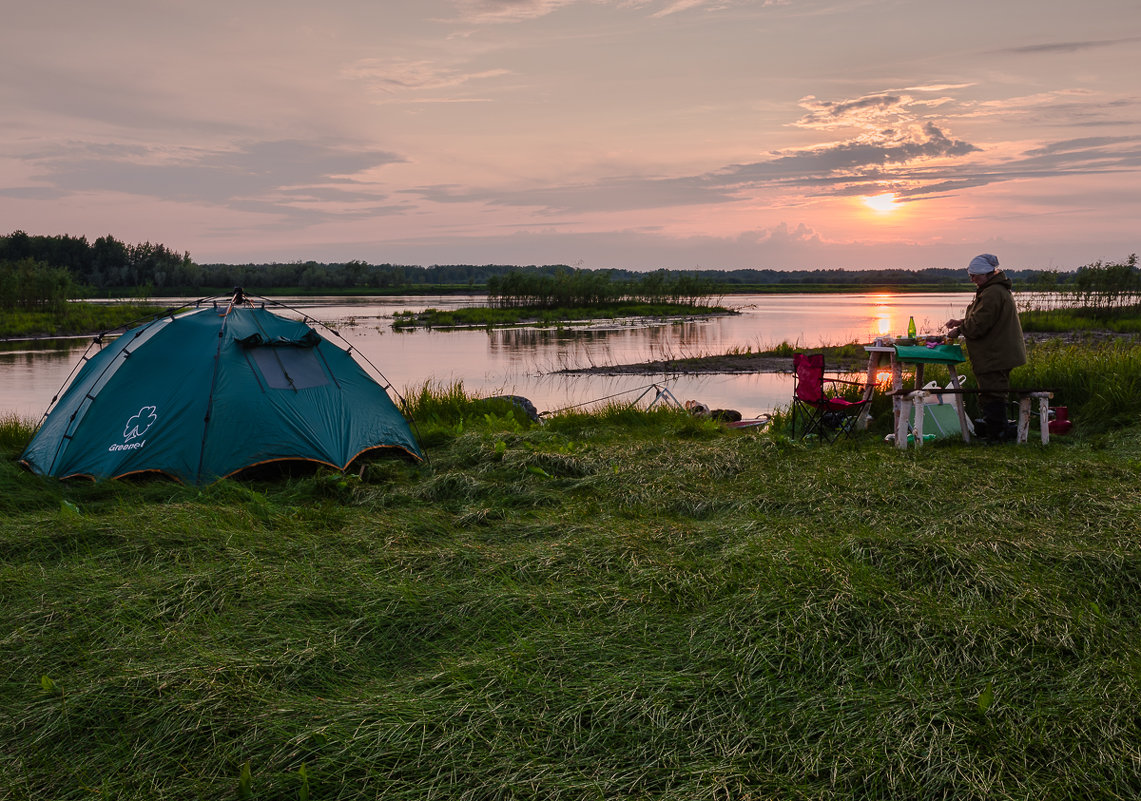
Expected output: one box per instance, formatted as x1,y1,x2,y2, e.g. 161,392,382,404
401,379,477,423
0,413,34,452
1015,339,1141,432
400,380,544,448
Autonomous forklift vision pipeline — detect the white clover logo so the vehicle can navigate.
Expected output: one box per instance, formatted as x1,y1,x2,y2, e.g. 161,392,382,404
124,406,158,442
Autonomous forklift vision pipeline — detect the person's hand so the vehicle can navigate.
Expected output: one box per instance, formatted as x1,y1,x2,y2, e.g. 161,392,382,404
945,318,962,328
946,327,960,339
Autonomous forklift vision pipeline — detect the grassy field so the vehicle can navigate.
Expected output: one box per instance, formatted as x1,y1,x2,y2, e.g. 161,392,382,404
3,343,1141,799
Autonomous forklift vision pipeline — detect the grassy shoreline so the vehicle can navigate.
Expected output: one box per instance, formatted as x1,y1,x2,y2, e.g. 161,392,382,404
0,301,160,340
392,301,733,330
4,360,1141,797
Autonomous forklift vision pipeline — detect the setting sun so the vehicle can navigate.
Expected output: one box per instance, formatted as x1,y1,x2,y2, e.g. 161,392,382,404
862,192,898,213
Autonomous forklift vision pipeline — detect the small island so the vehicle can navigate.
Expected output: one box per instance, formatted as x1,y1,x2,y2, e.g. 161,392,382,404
392,268,730,329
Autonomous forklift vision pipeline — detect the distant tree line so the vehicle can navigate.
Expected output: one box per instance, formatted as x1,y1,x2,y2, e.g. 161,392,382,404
710,266,963,287
3,231,1136,311
0,230,196,292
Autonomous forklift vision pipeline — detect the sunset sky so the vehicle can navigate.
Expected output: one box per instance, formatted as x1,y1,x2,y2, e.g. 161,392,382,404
2,0,1138,271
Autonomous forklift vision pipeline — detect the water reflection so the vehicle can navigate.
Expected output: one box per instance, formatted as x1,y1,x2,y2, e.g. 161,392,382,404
1,338,94,419
866,294,895,337
487,318,734,374
0,338,84,358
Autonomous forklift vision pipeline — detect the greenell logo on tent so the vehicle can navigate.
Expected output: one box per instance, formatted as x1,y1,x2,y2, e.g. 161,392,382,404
125,405,157,439
109,405,158,452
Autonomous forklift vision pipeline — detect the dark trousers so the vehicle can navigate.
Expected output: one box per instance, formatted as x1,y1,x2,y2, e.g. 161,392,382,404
973,370,1014,439
973,369,1011,406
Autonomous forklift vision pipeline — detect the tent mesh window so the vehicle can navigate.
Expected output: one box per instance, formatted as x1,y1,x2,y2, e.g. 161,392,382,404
248,347,329,390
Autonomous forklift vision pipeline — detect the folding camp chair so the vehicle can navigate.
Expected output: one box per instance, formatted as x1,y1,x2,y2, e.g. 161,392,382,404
791,353,870,442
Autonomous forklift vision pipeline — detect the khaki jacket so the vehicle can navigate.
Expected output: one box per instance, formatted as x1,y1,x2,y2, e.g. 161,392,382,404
961,271,1027,373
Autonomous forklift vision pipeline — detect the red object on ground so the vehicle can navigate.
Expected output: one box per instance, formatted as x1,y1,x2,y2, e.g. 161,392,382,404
1049,406,1073,435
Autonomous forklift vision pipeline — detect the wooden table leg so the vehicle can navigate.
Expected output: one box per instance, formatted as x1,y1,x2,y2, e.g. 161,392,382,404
947,365,971,444
895,396,909,449
1033,391,1053,445
911,391,927,447
857,352,880,430
912,365,926,444
1017,397,1031,444
891,359,904,442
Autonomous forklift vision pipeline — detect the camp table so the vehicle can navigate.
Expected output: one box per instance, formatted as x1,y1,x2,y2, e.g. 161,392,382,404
860,341,1055,448
858,341,972,447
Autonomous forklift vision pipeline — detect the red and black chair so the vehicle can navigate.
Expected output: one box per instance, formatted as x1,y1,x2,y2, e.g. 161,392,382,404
791,353,870,442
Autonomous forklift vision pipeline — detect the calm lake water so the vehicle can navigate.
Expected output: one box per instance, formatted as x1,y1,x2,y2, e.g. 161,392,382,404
2,292,975,420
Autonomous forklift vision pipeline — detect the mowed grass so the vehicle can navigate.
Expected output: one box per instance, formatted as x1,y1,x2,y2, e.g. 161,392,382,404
2,384,1141,799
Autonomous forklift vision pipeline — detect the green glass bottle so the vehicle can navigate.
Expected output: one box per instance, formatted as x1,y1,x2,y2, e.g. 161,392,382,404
907,316,916,341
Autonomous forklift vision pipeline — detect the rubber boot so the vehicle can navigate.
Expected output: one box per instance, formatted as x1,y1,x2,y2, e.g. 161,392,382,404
982,400,1012,443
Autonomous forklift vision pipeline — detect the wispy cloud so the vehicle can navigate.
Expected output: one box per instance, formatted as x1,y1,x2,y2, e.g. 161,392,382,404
1023,136,1141,157
0,186,67,201
648,0,734,18
887,135,1141,201
794,93,908,129
901,83,976,93
792,88,975,132
997,36,1141,55
450,0,583,23
21,140,403,211
961,90,1140,128
450,0,768,23
343,58,511,101
732,123,980,179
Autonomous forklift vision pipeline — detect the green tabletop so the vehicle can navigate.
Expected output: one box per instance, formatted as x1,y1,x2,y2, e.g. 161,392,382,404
893,343,965,364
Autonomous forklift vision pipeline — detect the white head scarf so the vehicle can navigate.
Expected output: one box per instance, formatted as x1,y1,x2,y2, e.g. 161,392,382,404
968,254,1000,275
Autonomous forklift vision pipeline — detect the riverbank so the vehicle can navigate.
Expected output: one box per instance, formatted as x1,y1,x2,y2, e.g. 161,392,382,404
555,346,863,376
556,332,1140,376
4,390,1141,798
560,352,797,375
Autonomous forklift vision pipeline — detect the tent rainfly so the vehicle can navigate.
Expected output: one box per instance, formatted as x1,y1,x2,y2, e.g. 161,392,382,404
20,296,423,484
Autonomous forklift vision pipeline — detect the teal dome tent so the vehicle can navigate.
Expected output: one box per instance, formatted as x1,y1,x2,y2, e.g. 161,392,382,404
20,293,423,484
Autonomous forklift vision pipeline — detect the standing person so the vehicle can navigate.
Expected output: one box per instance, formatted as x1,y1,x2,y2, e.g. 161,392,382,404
945,253,1027,441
